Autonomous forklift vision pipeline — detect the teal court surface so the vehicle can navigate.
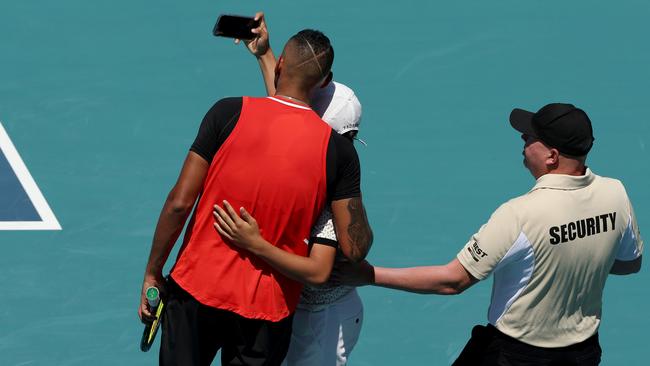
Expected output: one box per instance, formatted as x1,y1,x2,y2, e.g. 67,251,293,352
1,1,648,365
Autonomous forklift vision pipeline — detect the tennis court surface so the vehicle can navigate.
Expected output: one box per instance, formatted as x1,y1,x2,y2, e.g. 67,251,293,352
1,1,648,365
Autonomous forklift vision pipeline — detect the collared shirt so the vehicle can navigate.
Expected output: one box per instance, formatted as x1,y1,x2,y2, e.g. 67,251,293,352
457,169,643,347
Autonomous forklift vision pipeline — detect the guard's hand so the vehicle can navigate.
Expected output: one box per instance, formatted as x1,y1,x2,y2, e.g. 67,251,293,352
234,12,270,57
331,260,375,287
213,200,264,252
138,273,165,324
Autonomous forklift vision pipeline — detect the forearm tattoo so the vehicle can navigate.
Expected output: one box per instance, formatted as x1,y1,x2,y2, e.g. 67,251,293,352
347,197,373,260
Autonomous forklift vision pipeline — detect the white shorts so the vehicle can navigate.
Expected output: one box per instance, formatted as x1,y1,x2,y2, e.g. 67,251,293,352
283,289,364,366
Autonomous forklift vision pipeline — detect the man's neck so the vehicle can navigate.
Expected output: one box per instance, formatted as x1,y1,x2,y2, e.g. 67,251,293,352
546,165,587,177
274,81,311,106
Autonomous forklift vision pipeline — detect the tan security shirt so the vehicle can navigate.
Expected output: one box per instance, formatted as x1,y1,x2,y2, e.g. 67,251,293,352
457,169,643,347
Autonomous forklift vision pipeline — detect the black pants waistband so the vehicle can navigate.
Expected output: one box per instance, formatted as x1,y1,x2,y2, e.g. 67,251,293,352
486,324,600,352
453,324,602,366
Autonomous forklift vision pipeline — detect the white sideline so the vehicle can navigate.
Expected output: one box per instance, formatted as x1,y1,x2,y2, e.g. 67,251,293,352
0,121,61,230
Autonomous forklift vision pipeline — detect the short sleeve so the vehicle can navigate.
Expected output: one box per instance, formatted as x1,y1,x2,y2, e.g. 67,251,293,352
326,133,361,202
616,200,643,261
190,97,242,163
309,208,338,248
457,203,522,280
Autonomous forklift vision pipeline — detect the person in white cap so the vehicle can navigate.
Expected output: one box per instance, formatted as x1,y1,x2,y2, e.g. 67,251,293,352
310,81,365,145
213,12,368,366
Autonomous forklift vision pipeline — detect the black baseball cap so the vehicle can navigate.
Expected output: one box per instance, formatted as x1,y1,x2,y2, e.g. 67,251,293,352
509,103,595,156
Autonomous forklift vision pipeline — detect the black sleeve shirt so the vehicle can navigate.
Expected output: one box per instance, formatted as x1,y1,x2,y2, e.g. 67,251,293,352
190,97,361,202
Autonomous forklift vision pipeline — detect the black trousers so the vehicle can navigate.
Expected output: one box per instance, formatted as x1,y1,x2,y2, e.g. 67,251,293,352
453,325,602,366
160,279,294,366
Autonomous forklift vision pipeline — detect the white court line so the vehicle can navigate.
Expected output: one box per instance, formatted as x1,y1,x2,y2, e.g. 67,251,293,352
0,121,61,230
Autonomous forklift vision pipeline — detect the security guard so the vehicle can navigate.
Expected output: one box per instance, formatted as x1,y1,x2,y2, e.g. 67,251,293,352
341,103,643,365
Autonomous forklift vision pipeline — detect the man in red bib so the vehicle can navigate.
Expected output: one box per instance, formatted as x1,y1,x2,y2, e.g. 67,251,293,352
138,29,373,366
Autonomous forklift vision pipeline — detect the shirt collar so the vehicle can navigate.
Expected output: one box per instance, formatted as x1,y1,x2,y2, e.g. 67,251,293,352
530,168,596,192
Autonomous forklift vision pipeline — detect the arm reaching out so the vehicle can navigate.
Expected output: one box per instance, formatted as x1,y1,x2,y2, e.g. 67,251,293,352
236,11,277,95
339,259,478,295
213,201,336,286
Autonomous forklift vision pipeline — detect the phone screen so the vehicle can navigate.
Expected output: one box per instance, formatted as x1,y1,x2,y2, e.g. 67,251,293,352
213,15,260,40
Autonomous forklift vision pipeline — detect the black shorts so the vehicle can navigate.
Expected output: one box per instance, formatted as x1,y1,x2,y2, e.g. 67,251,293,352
160,278,293,366
453,324,602,366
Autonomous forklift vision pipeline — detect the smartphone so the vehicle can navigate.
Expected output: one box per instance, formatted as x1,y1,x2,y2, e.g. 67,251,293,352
213,15,260,40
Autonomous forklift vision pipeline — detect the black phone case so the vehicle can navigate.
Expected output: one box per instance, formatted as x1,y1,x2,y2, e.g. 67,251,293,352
213,15,260,40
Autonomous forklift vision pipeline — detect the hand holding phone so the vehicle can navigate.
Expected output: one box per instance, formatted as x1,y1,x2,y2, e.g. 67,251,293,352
240,12,270,57
213,15,260,40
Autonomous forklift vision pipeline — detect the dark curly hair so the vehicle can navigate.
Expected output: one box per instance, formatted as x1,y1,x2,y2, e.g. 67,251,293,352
288,29,334,84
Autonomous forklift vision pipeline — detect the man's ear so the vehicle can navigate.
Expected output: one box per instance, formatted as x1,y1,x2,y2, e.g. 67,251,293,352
320,71,333,88
274,56,284,88
547,148,560,167
276,55,284,70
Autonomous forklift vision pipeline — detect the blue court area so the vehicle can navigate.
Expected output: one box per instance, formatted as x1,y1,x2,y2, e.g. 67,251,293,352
1,0,648,365
0,150,40,221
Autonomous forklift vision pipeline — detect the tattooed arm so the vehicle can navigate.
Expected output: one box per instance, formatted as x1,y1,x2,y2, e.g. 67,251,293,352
328,131,373,263
331,197,373,262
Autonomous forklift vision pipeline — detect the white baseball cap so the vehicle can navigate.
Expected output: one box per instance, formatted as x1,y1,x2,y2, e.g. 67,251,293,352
311,81,365,144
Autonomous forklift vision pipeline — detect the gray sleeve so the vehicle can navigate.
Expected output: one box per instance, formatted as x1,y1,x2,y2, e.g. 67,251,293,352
309,208,338,247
